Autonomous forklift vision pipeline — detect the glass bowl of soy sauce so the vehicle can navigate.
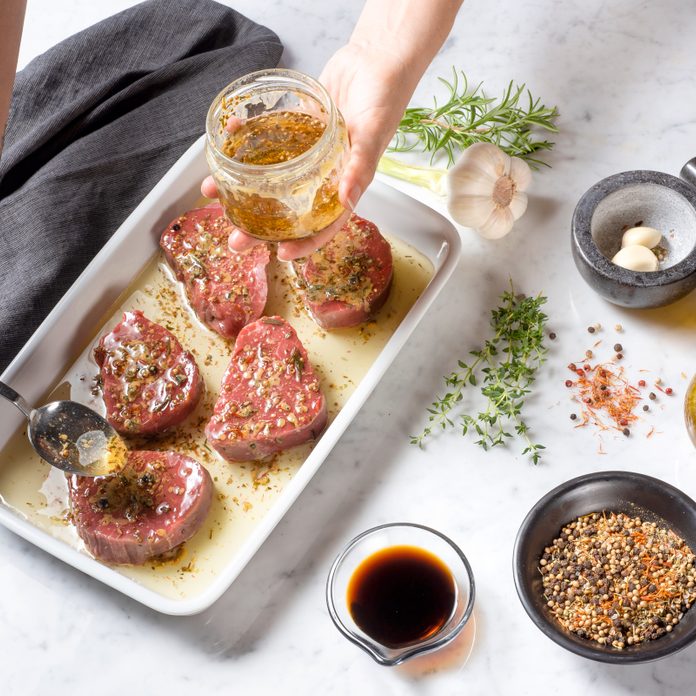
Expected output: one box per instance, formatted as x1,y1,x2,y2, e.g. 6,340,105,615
326,523,475,666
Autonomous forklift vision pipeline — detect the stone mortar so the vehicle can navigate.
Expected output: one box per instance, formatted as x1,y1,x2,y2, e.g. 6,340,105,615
571,166,696,309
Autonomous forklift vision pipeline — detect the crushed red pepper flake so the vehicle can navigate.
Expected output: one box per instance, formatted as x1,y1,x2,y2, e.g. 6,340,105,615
566,361,642,433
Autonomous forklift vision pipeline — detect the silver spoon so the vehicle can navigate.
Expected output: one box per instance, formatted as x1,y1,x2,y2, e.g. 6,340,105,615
0,380,127,477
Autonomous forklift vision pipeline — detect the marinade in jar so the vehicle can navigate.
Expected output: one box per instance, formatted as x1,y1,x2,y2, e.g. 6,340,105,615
207,90,348,242
222,111,325,165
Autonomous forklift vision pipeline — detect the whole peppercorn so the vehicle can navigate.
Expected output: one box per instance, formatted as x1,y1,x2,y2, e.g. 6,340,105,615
649,392,657,400
588,326,596,334
614,343,623,353
549,332,557,340
623,428,630,436
565,380,573,388
541,511,696,650
570,413,577,421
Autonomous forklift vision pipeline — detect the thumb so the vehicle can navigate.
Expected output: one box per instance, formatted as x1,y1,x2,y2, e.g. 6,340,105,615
338,139,383,211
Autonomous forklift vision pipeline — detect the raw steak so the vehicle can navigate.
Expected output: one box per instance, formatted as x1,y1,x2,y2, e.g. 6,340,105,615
292,214,393,329
69,450,213,565
205,316,327,461
94,310,203,437
160,203,270,339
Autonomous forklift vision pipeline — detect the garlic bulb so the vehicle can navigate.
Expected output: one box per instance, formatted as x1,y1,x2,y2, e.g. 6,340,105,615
612,245,659,272
445,143,532,239
621,226,662,249
377,142,532,239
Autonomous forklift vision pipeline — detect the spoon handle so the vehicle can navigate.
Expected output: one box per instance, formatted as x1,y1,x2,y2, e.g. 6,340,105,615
0,381,33,419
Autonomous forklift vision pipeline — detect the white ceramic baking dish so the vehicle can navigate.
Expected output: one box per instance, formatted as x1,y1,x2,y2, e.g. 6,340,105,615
0,135,461,615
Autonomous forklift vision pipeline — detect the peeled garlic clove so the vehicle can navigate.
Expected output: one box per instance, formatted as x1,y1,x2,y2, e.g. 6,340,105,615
621,226,662,249
612,245,659,272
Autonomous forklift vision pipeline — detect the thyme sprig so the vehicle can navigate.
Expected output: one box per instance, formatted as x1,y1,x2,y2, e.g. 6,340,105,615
411,285,548,464
390,69,559,169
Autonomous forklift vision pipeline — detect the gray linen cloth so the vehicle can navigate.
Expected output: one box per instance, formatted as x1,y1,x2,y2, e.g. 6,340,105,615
0,0,282,372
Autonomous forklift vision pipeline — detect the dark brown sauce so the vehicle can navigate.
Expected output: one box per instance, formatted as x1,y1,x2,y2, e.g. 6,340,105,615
347,545,456,649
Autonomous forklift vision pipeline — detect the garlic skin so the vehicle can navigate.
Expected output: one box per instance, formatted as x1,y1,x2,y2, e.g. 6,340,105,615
621,226,662,249
612,245,659,272
445,142,532,239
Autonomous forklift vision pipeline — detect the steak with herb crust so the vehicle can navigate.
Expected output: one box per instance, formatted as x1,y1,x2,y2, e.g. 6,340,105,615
292,214,393,329
68,450,213,565
160,203,270,339
94,311,203,437
205,316,327,461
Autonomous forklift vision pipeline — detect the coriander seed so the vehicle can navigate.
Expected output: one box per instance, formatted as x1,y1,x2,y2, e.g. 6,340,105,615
540,512,696,650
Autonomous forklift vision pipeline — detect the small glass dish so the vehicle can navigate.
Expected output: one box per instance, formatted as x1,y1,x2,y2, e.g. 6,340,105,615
326,522,475,666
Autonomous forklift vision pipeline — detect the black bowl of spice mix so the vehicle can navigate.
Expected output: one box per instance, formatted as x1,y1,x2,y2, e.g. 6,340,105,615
513,471,696,663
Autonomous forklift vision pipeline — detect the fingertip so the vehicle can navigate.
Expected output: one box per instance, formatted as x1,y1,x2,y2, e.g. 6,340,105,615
338,168,362,210
201,176,218,199
276,245,296,262
339,149,377,210
224,115,243,133
228,227,260,252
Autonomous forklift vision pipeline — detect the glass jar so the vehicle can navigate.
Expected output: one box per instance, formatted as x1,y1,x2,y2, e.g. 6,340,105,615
205,69,349,242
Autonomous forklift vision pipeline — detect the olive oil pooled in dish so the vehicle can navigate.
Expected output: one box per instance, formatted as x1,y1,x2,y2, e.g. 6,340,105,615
0,235,433,601
347,545,456,648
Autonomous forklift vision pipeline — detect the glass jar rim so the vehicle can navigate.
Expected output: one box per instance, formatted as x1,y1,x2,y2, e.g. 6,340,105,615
205,68,338,175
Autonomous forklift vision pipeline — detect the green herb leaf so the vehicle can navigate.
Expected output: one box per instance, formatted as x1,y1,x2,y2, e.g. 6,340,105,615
412,281,548,464
390,68,559,169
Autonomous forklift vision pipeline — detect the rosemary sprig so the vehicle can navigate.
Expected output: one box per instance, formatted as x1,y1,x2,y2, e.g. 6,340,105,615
390,68,559,169
411,284,548,464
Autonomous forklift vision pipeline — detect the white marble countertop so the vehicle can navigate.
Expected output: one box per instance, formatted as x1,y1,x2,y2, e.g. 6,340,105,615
5,1,696,694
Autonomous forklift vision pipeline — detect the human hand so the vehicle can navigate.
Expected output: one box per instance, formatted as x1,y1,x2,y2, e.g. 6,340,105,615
319,40,411,217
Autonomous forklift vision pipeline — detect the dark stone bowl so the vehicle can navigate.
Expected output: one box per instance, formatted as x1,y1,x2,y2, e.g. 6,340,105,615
572,169,696,308
513,471,696,664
